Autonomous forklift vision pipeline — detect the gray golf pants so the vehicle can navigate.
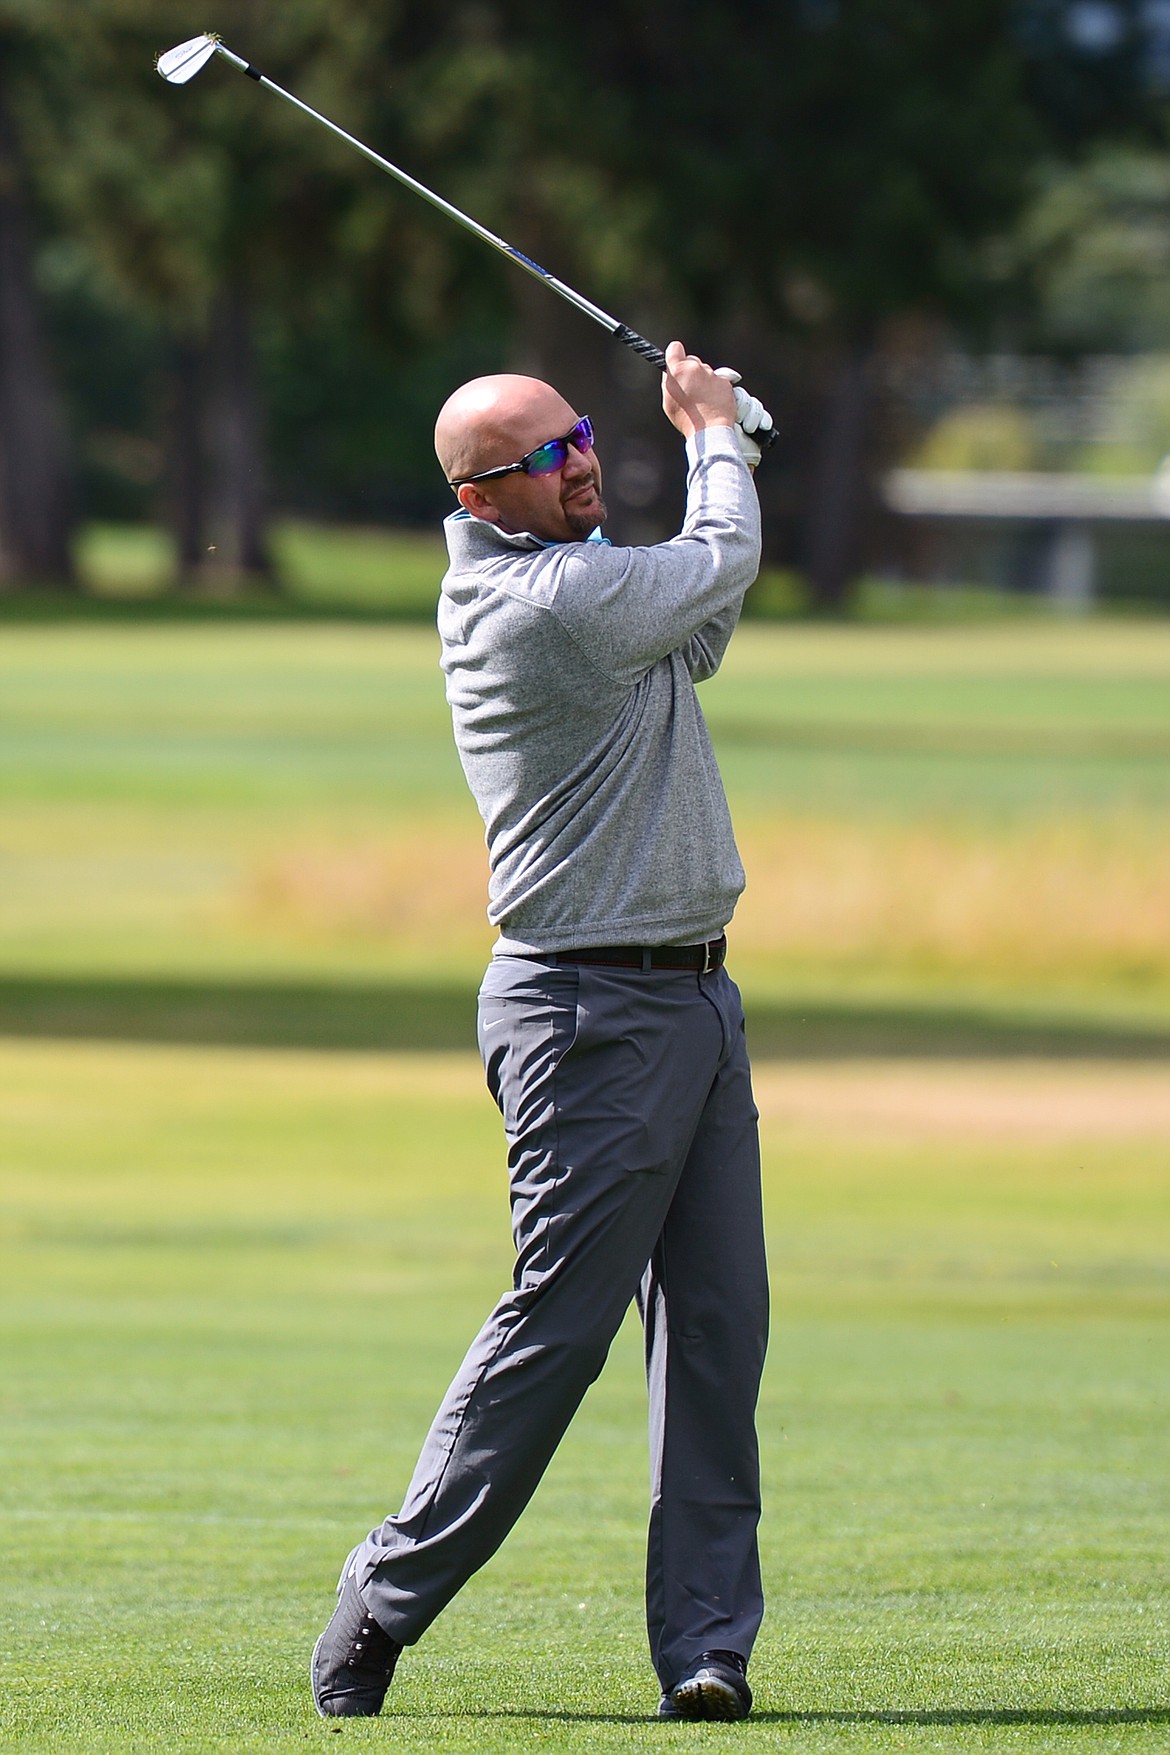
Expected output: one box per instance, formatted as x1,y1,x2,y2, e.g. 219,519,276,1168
356,954,769,1691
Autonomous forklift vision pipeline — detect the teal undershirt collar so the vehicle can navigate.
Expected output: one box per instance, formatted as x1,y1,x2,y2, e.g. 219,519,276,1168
450,509,610,547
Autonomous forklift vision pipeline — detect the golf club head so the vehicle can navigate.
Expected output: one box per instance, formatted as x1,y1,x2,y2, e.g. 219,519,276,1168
156,34,221,84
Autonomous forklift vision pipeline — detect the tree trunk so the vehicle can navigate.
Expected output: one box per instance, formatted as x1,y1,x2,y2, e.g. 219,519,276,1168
0,87,75,589
198,283,273,588
799,339,874,613
163,338,207,585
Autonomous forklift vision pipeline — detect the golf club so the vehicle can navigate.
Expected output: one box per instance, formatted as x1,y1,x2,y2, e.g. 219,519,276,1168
157,33,777,450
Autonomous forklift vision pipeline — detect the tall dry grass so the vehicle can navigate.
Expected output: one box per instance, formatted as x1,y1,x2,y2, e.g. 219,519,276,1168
240,824,492,960
734,814,1170,989
239,813,1170,996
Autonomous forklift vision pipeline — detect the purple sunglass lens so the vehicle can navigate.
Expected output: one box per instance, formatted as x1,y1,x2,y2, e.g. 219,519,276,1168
525,417,594,476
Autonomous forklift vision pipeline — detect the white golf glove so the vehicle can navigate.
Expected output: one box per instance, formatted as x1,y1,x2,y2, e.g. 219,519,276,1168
716,367,772,470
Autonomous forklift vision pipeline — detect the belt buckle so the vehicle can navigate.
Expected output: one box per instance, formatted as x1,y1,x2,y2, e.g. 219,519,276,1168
701,938,715,975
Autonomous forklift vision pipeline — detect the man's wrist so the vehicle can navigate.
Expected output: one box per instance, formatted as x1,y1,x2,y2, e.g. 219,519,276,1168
688,423,742,450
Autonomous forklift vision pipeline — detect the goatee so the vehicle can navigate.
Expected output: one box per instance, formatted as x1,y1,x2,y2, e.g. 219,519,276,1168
564,495,607,540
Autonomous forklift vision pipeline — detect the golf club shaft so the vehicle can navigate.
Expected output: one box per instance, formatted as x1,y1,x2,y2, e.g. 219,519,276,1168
213,42,774,441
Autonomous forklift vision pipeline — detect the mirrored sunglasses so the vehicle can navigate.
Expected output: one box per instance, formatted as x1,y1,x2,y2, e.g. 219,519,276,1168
450,416,594,487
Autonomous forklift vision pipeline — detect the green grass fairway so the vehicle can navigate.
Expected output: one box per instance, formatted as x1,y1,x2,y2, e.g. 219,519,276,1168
1,615,1167,1748
1,619,1168,1037
1,1041,1167,1752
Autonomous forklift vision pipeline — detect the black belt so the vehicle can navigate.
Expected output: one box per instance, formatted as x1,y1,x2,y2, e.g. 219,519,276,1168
545,935,727,973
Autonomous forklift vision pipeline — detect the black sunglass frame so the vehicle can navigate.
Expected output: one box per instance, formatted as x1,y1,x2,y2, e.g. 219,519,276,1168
449,416,593,487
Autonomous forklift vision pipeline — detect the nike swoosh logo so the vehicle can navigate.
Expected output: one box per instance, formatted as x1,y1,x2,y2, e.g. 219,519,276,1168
482,1017,507,1031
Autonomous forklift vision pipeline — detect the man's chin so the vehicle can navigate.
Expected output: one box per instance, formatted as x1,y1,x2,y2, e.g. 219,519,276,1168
564,495,607,540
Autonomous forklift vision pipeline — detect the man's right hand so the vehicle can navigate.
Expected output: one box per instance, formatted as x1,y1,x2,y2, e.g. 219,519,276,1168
661,340,739,439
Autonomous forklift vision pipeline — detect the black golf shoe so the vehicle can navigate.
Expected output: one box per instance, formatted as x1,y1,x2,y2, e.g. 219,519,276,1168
311,1545,401,1717
657,1649,752,1721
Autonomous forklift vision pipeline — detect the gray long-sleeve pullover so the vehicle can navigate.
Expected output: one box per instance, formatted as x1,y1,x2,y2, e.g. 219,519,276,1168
437,424,761,953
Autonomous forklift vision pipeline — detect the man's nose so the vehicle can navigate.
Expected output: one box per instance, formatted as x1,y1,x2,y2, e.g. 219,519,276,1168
563,444,591,476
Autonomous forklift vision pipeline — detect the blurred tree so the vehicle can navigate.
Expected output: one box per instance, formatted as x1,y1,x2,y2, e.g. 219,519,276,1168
341,3,671,543
1078,351,1170,470
912,403,1041,471
12,1,361,584
443,0,1045,605
1017,147,1170,349
1014,0,1165,151
447,0,1170,601
0,20,75,587
11,0,496,585
4,0,1169,603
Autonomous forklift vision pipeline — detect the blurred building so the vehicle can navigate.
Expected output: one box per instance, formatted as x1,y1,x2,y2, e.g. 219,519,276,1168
879,352,1170,608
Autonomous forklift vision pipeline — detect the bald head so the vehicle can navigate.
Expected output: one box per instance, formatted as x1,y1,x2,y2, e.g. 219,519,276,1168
434,374,579,485
433,371,606,544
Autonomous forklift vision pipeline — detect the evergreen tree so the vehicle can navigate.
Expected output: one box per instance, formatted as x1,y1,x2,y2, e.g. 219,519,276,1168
0,15,75,587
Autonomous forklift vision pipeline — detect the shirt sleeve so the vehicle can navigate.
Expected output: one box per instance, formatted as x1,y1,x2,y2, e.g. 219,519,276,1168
544,426,762,686
679,602,745,682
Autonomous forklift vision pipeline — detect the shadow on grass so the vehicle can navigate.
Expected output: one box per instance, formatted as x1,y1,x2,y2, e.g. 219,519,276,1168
473,1705,1170,1727
0,974,1167,1059
491,1706,1170,1727
756,1706,1170,1728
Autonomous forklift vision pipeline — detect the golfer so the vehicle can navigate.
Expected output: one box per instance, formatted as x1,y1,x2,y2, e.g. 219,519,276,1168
312,340,769,1722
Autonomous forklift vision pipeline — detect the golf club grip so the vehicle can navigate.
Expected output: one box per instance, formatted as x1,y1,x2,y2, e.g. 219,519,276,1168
613,324,669,370
613,325,778,450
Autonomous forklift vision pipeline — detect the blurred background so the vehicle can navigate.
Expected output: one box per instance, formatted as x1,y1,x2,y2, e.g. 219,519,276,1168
2,10,1169,1744
1,0,1169,1045
7,0,1170,611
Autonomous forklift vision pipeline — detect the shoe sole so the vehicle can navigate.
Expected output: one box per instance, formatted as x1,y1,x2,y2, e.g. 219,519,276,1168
668,1676,750,1721
310,1630,328,1718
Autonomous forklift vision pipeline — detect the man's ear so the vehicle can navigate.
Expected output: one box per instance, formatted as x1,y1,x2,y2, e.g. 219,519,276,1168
456,483,502,524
